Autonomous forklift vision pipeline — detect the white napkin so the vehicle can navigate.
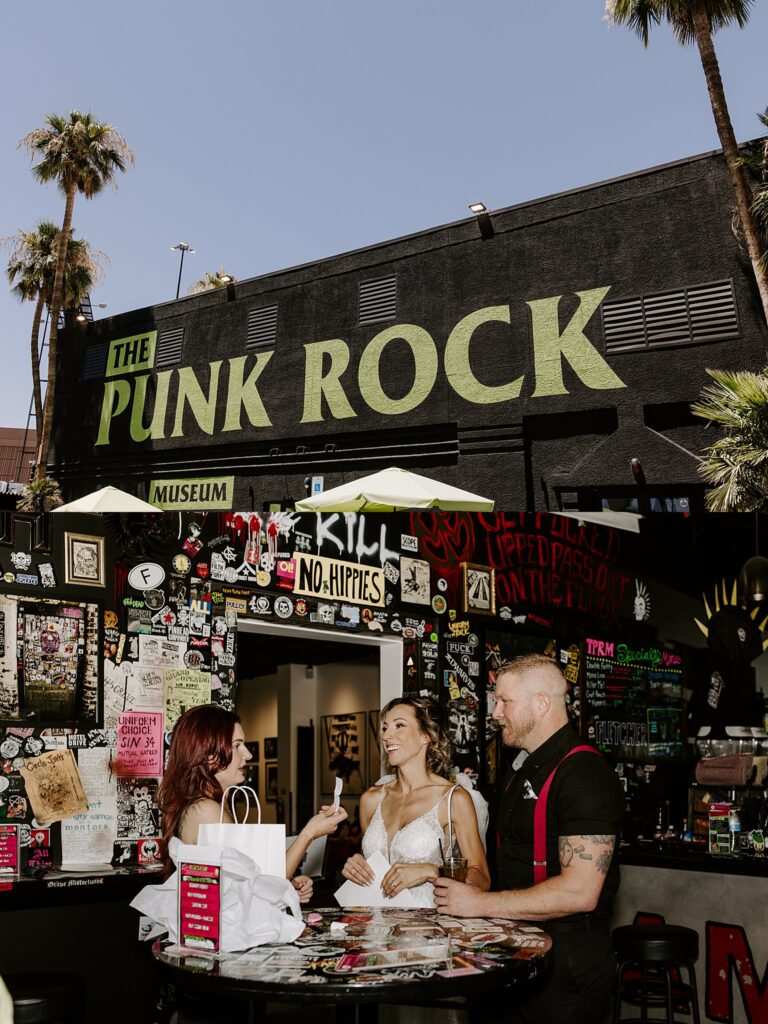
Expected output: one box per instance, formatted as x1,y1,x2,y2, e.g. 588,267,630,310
334,850,420,908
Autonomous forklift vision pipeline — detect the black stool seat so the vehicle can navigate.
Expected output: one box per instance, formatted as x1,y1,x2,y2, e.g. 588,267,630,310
3,971,86,1024
613,924,699,963
612,924,700,1024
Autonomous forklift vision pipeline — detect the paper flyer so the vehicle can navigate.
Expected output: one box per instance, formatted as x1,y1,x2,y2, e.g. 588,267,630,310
115,711,164,776
60,794,118,867
164,669,211,728
19,749,89,826
179,861,221,952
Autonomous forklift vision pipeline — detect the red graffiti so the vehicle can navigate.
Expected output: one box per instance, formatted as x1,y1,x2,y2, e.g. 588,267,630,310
476,512,629,623
707,922,768,1024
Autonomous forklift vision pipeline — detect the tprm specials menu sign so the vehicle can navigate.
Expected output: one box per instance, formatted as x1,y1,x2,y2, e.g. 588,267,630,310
178,861,221,951
0,824,19,873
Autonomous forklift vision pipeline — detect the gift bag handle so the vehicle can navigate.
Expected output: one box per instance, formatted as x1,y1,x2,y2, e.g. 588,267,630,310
220,785,262,824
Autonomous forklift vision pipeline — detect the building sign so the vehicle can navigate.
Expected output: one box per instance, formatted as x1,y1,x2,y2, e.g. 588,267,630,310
293,553,385,607
95,288,627,446
148,476,235,510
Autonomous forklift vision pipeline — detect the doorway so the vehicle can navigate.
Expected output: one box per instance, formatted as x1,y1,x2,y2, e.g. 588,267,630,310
235,619,403,830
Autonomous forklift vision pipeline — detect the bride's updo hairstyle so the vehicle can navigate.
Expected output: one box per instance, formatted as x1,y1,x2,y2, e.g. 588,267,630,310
381,695,454,779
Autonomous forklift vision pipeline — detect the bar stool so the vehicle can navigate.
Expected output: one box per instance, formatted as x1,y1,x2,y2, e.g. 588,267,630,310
3,972,86,1024
612,924,701,1024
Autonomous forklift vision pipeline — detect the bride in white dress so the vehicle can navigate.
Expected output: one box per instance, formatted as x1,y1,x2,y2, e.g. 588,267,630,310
341,696,490,907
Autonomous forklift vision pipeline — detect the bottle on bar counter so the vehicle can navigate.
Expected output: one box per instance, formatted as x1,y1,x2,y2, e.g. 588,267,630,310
728,807,742,857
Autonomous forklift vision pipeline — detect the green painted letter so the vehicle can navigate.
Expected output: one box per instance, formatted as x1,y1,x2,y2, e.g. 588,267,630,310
129,371,172,442
358,325,437,415
301,340,357,423
172,361,223,437
528,286,625,397
445,306,522,404
96,379,132,446
222,354,274,431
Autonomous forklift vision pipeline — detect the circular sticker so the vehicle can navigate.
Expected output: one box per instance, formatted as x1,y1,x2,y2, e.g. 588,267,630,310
104,611,118,630
274,596,294,619
3,572,14,584
430,632,438,642
128,562,166,591
172,554,192,575
256,570,271,588
294,599,308,617
361,608,373,622
224,567,238,583
255,596,271,614
468,633,479,647
144,589,165,611
0,776,8,793
184,649,205,670
431,595,447,615
437,578,448,593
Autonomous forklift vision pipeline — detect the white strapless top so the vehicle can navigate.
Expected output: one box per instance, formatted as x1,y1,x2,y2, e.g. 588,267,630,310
362,784,456,908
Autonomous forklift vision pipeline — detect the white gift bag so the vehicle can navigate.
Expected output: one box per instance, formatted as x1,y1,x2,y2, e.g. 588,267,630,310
198,786,286,877
130,837,303,951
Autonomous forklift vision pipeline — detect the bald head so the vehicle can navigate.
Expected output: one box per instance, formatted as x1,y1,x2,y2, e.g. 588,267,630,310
492,654,569,752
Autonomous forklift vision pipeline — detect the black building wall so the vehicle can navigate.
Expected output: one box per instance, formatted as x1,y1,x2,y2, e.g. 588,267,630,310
53,147,767,510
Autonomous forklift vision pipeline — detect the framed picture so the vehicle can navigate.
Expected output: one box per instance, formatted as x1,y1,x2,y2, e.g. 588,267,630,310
0,593,102,727
461,562,496,616
367,709,382,786
265,763,278,802
245,740,259,762
321,712,365,795
64,532,105,588
264,736,278,760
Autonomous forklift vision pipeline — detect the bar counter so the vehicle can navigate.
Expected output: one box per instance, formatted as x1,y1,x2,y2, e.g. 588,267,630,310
615,843,768,1024
620,839,768,876
0,866,163,1023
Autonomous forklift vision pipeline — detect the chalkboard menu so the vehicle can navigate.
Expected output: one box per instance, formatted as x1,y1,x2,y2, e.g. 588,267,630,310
583,637,684,760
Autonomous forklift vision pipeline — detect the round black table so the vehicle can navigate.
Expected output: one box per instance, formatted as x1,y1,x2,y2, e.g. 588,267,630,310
153,906,552,1024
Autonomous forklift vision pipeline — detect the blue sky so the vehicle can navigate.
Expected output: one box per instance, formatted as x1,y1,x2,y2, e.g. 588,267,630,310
2,0,767,429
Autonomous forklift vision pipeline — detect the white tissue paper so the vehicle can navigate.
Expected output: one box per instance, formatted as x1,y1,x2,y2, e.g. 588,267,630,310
130,837,304,951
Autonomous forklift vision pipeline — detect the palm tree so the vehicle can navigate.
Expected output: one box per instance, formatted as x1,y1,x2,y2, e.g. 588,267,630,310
5,223,103,439
20,110,134,478
187,266,237,294
691,366,768,510
606,1,768,324
740,108,768,266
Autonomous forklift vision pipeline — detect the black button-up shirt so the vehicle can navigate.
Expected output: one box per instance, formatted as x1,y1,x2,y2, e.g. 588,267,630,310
497,724,623,921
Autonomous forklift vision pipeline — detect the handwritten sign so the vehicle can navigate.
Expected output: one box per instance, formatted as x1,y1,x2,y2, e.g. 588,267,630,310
116,712,164,776
293,553,385,607
20,749,89,826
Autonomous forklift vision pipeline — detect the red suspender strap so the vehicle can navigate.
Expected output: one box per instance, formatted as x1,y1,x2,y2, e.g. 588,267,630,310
532,745,600,885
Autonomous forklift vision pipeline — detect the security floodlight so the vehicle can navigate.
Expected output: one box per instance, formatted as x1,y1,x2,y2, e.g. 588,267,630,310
468,202,487,214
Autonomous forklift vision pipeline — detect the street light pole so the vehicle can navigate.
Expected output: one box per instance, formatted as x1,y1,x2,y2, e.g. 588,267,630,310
171,242,195,299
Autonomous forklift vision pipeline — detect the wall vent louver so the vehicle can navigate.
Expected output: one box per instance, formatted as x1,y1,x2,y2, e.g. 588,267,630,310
246,304,278,350
358,274,397,326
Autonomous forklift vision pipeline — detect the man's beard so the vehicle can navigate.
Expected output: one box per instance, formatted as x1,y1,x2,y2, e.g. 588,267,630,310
501,711,537,749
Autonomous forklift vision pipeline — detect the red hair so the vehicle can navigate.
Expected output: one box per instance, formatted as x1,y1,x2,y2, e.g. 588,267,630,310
158,704,240,875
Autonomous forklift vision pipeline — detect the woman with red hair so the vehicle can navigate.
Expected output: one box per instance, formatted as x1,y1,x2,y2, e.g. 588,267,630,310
159,704,346,899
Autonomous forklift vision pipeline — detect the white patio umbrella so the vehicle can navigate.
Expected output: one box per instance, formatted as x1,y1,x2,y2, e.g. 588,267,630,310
53,486,161,513
294,467,494,512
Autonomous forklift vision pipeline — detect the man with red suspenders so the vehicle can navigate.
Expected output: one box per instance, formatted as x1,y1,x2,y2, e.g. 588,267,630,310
434,653,624,1024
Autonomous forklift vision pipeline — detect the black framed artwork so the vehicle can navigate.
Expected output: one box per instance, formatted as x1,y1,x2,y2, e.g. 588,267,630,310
0,593,102,727
265,763,278,802
321,713,365,795
264,737,278,760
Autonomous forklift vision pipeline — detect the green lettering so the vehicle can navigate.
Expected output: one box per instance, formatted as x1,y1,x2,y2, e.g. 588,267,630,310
96,379,131,446
528,287,625,397
129,371,172,442
222,354,274,430
444,306,521,403
172,361,222,437
358,324,437,415
301,340,356,423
